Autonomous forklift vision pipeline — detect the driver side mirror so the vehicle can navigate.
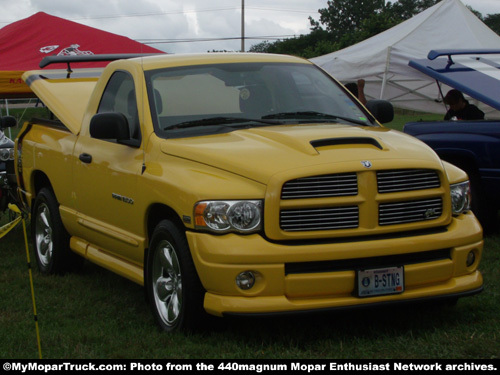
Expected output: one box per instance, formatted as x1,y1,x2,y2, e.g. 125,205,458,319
90,112,130,140
0,116,17,130
366,100,394,124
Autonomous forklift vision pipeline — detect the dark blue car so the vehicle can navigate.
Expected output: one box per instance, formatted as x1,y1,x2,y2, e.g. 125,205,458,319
404,49,500,232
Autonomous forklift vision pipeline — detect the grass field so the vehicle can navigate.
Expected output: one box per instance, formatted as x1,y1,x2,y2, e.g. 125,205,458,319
0,108,499,359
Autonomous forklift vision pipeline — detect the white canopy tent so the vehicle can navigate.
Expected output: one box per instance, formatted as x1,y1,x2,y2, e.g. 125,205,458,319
310,0,500,116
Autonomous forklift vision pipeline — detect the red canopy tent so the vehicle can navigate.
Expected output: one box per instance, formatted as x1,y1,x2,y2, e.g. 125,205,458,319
0,12,164,98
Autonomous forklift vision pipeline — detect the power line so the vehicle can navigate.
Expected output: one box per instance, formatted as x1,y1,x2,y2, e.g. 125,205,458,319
69,6,317,21
0,6,316,50
138,35,299,45
249,7,318,14
0,8,233,24
71,7,238,21
0,6,317,24
0,6,318,24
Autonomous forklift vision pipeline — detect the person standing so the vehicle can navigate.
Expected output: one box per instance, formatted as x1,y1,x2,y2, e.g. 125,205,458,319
345,79,367,105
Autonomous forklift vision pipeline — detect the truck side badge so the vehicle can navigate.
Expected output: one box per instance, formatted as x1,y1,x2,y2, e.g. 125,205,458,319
112,193,134,205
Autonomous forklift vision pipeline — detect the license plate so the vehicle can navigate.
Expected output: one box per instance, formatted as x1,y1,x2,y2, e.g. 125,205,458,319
357,266,404,297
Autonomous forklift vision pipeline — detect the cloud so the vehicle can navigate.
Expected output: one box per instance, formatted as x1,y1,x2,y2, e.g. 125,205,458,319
0,0,320,52
0,0,498,54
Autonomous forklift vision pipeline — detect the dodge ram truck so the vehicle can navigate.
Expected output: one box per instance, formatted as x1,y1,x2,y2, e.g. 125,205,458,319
9,53,483,332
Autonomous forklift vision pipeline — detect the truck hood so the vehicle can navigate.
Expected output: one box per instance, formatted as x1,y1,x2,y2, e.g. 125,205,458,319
161,124,442,184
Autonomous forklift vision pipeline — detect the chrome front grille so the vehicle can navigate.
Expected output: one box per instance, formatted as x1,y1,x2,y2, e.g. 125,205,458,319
377,169,440,193
278,168,443,233
379,198,443,226
281,173,358,199
280,206,359,232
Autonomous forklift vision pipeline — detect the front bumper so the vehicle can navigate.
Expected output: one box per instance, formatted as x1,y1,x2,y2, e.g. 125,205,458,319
187,212,483,317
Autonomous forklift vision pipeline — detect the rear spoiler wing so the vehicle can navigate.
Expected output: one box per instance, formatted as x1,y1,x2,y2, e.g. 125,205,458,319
408,49,500,111
427,49,500,63
40,53,160,71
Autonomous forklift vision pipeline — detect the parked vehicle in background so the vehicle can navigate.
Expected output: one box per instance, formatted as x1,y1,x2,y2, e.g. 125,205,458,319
3,52,484,332
0,117,16,212
404,49,500,232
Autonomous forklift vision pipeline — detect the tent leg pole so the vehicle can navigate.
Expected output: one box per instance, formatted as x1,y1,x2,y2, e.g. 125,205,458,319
436,80,448,113
380,46,392,100
380,74,388,100
6,99,12,138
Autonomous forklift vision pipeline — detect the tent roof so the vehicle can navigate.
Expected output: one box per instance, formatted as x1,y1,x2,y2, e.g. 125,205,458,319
0,12,163,98
310,0,500,115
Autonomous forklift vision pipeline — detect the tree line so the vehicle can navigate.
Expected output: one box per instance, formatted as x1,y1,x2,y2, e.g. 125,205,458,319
249,0,500,58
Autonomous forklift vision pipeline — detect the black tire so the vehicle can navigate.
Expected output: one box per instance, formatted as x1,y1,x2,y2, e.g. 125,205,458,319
32,187,83,274
146,220,206,332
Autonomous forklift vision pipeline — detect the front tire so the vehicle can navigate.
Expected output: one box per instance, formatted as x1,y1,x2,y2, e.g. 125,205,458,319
146,220,206,332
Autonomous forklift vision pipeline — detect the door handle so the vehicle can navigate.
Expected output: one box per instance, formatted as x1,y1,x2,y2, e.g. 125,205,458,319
79,153,92,164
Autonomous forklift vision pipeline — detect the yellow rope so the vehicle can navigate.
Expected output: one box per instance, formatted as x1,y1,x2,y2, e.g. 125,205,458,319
0,216,21,239
7,204,42,359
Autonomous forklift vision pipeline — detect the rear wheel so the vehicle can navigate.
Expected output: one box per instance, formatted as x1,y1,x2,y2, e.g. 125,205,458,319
146,220,206,332
32,188,83,274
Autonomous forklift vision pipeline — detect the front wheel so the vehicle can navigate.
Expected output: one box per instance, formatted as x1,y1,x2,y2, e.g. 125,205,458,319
146,220,206,332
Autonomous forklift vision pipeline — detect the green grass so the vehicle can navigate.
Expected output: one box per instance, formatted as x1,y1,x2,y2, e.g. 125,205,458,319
1,109,499,359
1,218,499,359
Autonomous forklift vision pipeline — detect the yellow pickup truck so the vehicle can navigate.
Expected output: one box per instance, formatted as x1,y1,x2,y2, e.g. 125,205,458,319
9,53,483,332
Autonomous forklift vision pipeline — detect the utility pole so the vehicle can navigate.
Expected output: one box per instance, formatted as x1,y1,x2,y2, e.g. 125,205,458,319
241,0,245,52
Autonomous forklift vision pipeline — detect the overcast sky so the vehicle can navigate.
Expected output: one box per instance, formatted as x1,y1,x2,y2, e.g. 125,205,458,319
1,0,499,53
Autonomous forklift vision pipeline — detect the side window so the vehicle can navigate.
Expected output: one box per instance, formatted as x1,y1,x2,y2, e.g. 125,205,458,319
97,71,141,143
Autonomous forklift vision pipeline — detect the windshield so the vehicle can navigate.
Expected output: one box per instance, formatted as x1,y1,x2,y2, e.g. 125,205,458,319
146,62,375,139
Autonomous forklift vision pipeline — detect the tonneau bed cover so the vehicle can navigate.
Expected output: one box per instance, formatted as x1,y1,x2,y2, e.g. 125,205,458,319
22,68,102,134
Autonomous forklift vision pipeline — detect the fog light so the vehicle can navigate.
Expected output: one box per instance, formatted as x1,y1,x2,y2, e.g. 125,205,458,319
236,271,256,290
466,251,476,267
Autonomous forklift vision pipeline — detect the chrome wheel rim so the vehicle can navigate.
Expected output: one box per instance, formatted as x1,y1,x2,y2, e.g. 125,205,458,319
152,239,183,327
35,202,53,267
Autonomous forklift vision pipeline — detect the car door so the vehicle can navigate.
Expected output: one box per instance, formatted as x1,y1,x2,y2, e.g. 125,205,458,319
72,71,146,265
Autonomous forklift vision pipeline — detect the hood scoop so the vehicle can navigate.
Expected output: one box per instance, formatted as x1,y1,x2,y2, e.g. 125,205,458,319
311,137,383,151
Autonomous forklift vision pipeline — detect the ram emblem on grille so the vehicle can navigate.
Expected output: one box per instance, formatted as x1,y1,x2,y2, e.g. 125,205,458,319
424,208,438,219
361,160,372,168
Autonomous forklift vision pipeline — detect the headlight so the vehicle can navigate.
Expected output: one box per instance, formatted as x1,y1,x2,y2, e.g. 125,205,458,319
194,200,262,233
0,148,14,161
450,181,471,215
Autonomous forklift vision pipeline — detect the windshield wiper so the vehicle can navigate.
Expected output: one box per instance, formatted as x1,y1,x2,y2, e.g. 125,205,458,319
167,116,283,130
262,111,370,126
